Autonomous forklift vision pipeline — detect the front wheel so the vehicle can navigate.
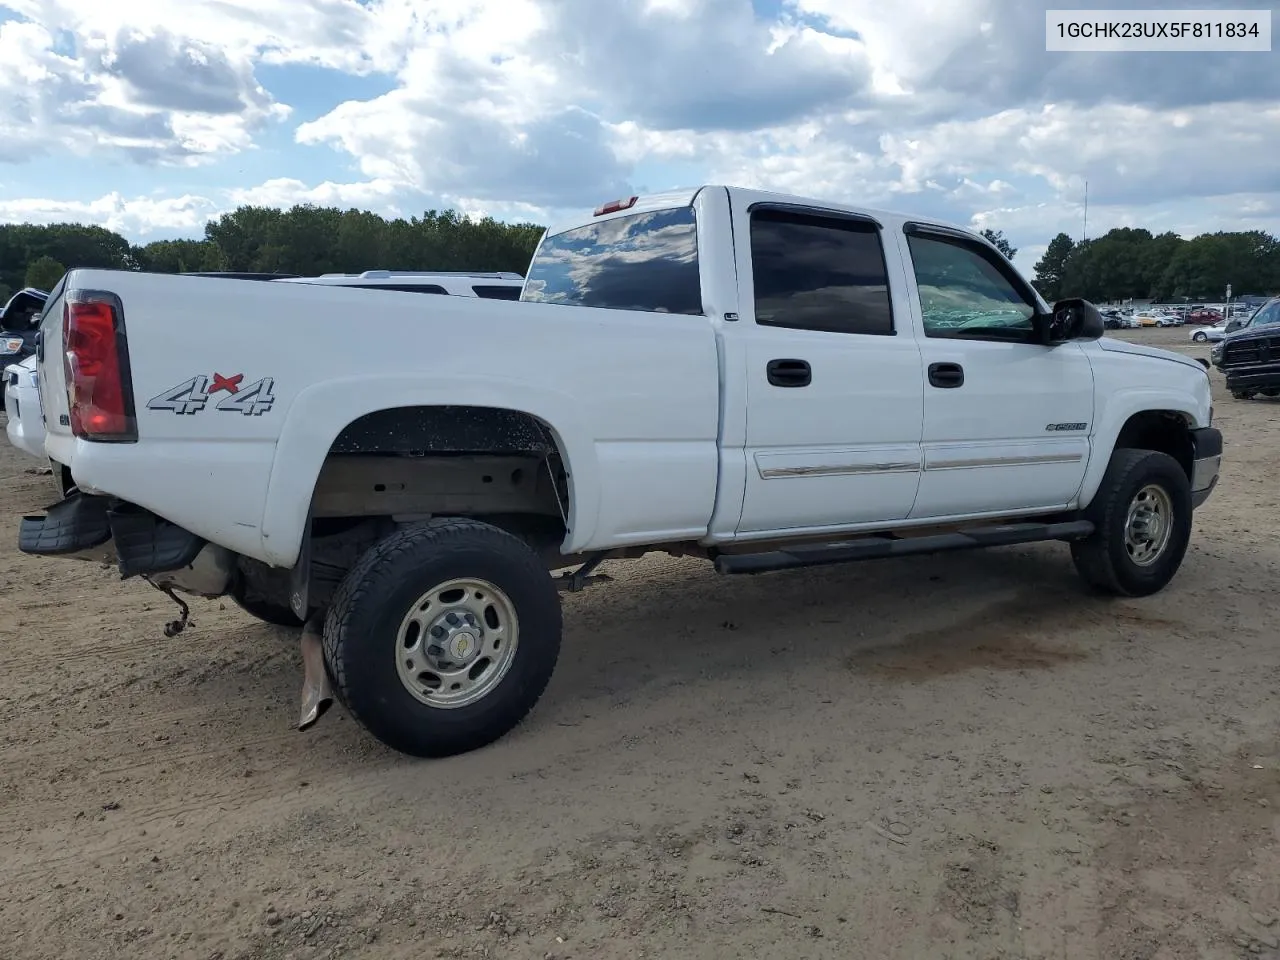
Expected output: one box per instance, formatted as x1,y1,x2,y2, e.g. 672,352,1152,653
1070,449,1192,597
322,518,562,758
1192,332,1208,342
1232,389,1256,400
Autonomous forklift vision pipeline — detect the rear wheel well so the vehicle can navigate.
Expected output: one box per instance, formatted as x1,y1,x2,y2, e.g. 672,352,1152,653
295,406,573,612
1113,411,1194,479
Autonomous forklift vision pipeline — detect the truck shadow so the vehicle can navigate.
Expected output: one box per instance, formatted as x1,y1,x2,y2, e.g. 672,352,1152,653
548,544,1122,699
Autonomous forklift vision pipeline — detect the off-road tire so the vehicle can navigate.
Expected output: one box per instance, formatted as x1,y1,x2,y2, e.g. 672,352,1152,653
1070,449,1192,598
322,518,562,758
230,559,305,628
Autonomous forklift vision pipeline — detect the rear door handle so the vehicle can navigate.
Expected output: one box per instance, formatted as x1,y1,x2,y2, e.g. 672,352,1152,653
767,358,811,387
927,362,964,389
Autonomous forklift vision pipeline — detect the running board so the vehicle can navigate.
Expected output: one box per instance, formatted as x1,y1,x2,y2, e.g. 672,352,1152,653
713,520,1095,575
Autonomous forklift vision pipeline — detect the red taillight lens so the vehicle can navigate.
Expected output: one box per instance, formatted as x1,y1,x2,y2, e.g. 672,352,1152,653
593,196,638,217
63,291,136,441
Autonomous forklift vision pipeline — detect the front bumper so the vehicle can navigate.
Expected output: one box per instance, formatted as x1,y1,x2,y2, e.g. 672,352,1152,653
1189,426,1222,509
1222,364,1280,393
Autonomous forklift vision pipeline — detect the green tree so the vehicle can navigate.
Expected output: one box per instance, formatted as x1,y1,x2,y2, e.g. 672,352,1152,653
980,228,1017,260
25,255,66,290
1033,233,1076,301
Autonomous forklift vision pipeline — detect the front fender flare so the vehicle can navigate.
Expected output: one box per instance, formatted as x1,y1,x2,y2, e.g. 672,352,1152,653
257,375,599,567
1078,388,1206,508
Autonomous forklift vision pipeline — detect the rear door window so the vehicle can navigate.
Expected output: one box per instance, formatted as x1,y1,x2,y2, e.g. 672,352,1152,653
749,209,895,335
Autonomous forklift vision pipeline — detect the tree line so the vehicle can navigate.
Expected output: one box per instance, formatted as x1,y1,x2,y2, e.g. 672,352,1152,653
1031,227,1280,303
0,204,546,302
2,204,1277,306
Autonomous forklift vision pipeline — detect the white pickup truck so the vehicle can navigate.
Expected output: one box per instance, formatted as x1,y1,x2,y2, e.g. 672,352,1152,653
18,185,1221,759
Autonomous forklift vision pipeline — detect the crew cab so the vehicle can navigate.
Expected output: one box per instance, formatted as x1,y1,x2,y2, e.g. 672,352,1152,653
16,185,1222,759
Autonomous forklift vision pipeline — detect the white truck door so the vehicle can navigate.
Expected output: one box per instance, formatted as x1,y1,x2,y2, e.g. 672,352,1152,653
728,198,926,536
897,224,1094,519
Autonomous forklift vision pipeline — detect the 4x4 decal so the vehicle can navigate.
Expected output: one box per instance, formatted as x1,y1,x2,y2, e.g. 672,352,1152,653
147,373,276,416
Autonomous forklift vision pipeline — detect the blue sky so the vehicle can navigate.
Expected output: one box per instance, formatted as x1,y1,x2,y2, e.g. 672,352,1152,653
0,0,1277,273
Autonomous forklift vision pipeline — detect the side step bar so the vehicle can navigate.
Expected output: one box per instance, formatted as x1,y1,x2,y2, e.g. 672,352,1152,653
714,520,1095,575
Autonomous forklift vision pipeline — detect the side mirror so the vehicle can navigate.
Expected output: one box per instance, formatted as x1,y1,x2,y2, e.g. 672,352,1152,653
1039,297,1104,344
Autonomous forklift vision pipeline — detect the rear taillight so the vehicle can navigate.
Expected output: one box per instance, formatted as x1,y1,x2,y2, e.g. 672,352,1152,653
62,290,137,442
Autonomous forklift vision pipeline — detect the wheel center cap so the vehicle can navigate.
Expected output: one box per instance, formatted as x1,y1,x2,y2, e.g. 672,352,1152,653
448,631,478,661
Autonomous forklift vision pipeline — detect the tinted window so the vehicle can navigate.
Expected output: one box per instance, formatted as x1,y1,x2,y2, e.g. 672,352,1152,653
749,210,894,336
353,283,448,295
472,285,523,300
522,206,702,315
1250,301,1280,327
906,233,1036,339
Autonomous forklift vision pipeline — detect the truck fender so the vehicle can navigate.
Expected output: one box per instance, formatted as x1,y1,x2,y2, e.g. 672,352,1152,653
1076,388,1204,508
257,375,599,567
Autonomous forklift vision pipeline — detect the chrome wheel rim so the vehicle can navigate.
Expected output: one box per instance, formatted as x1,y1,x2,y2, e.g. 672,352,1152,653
395,578,519,709
1124,484,1174,567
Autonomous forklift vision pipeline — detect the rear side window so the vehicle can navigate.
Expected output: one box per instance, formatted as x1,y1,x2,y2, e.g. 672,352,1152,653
473,285,523,300
522,206,703,315
352,283,448,295
749,209,894,335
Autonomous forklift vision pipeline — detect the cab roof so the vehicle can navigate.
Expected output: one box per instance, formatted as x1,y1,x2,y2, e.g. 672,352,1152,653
544,184,983,243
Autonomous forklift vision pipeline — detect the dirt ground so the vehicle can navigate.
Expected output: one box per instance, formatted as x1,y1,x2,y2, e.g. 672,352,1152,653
2,326,1279,960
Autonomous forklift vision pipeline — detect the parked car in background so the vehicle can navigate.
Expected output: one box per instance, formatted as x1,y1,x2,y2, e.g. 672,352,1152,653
4,355,45,460
1186,309,1222,325
1190,320,1231,343
0,287,49,368
1211,297,1280,399
273,270,526,299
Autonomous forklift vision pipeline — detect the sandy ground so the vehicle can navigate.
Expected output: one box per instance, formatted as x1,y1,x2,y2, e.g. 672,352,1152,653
2,326,1279,960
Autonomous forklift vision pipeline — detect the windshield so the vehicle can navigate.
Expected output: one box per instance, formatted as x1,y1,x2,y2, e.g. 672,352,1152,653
1248,301,1280,327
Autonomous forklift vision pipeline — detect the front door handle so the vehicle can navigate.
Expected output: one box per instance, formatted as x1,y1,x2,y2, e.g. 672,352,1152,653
928,362,964,389
767,358,811,387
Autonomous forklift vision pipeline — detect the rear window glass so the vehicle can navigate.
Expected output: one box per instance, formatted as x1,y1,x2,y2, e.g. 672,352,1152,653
521,206,702,315
473,285,523,300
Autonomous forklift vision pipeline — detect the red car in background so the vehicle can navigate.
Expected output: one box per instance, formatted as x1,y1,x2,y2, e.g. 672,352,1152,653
1186,309,1223,324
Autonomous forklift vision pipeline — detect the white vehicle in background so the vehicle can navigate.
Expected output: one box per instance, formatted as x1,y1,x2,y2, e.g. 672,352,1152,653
4,355,46,460
272,270,525,300
1190,320,1231,343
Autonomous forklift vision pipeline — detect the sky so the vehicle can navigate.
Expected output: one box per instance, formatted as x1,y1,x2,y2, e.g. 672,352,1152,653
0,0,1276,274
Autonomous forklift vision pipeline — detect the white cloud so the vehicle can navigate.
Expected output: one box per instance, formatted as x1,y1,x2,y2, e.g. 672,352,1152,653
225,177,404,212
0,191,218,234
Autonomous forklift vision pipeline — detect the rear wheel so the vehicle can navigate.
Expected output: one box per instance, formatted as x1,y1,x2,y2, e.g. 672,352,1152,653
1231,389,1256,400
322,518,562,758
1071,449,1192,597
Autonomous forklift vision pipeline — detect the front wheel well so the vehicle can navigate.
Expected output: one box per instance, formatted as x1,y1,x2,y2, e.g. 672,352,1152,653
1112,411,1194,479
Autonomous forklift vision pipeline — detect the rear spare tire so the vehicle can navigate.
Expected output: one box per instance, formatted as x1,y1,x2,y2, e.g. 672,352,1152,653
322,518,562,758
1070,449,1191,597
